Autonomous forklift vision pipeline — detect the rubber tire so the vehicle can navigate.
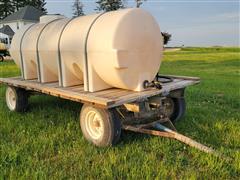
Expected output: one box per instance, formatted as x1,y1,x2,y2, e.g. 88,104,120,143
5,86,29,112
169,97,186,123
0,55,4,62
80,105,121,147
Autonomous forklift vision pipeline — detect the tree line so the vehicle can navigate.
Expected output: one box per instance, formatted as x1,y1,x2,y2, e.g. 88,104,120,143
0,0,171,44
72,0,147,17
0,0,144,20
72,0,171,44
0,0,47,20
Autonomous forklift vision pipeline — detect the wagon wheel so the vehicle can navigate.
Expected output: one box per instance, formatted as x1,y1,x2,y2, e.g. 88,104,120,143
80,104,121,147
0,55,4,62
163,97,186,123
5,86,29,112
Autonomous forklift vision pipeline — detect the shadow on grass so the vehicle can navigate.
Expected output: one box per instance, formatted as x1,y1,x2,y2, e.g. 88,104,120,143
29,94,81,114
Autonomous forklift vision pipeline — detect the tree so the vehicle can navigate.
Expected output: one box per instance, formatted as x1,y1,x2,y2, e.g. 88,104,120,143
0,0,14,19
95,0,125,12
72,0,84,17
135,0,146,8
12,0,25,11
37,0,47,13
26,0,47,14
161,32,172,45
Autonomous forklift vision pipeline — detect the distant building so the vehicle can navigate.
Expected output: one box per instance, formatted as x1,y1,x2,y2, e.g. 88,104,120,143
0,5,44,48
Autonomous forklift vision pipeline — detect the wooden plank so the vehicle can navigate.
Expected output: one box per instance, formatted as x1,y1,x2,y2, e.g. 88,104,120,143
60,85,84,92
0,77,114,107
44,82,59,88
159,74,200,81
28,79,38,82
103,90,136,99
10,77,23,80
87,88,123,96
95,81,189,99
71,88,85,93
0,76,200,108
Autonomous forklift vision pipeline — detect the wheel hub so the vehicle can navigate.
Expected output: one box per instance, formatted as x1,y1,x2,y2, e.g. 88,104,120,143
85,110,104,140
6,87,16,110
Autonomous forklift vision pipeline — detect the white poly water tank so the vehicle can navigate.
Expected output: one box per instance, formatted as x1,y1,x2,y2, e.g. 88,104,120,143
10,8,163,92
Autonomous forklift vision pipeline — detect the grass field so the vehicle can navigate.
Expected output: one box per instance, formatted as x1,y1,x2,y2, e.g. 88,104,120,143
0,47,239,179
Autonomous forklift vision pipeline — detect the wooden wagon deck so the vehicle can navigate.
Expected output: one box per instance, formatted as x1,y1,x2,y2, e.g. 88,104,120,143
0,75,200,108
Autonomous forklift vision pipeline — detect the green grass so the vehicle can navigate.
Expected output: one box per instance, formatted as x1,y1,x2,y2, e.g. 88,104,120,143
0,47,240,179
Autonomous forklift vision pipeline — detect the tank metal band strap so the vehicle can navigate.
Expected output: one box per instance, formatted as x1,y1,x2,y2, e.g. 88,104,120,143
36,18,64,83
57,18,76,87
84,12,106,91
19,24,36,79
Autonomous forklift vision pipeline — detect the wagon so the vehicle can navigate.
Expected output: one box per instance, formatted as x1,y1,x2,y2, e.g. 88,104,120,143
0,49,10,62
0,74,200,147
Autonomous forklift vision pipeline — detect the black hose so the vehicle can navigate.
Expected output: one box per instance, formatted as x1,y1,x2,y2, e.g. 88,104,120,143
143,74,174,90
155,74,173,83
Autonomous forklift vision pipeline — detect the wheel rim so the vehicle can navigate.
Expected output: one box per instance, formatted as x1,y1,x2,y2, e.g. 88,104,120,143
85,110,104,140
6,87,16,110
164,98,175,117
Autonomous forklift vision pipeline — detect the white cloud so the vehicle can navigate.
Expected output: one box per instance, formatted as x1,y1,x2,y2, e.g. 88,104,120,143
208,12,240,22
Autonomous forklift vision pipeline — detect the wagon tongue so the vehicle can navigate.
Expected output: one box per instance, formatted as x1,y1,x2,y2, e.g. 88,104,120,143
123,119,216,155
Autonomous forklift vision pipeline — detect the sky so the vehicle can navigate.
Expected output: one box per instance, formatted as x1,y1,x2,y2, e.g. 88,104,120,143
46,0,240,47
